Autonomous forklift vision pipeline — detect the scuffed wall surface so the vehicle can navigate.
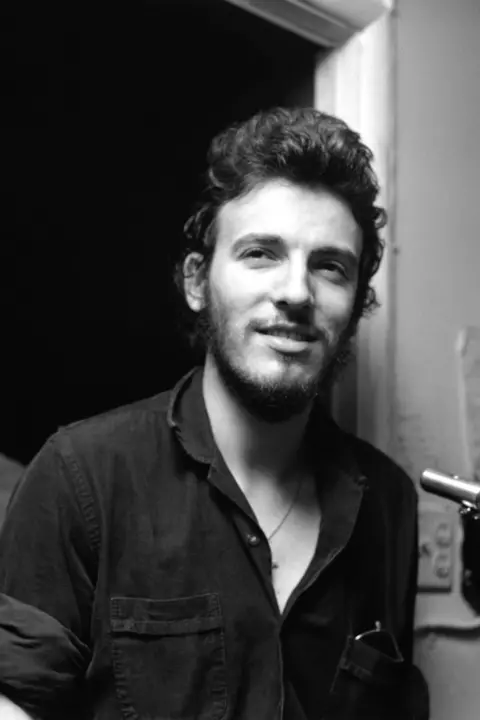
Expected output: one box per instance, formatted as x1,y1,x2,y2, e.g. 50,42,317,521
415,633,480,720
394,0,480,481
394,0,480,717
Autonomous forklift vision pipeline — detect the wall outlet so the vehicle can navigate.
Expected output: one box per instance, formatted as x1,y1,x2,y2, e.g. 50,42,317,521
418,510,454,592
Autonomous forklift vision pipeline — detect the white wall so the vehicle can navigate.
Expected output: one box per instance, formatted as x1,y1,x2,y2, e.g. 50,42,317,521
394,0,480,482
394,0,480,718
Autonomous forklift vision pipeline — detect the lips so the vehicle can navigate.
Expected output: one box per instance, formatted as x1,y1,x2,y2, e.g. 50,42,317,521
257,326,318,343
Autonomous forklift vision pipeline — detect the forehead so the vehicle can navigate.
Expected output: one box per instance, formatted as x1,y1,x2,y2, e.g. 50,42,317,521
215,179,362,255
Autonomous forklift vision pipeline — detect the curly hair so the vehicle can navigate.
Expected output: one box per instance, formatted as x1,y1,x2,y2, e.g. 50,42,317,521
174,107,386,353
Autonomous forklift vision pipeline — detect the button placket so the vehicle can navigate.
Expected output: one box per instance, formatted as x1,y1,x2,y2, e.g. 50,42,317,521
233,516,279,613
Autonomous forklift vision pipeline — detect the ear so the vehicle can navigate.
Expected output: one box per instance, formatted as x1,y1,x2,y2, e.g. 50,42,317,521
183,252,207,312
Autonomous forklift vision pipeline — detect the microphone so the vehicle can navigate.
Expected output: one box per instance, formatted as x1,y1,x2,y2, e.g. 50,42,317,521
421,468,480,613
420,468,480,517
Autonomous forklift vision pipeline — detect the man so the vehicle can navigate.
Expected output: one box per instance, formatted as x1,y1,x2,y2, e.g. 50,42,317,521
0,107,428,719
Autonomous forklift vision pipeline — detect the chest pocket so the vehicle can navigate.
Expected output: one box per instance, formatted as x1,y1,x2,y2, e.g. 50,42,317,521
321,471,429,720
324,634,409,719
110,593,227,720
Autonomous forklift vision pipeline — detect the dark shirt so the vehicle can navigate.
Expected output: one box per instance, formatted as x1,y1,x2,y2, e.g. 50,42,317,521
0,367,428,720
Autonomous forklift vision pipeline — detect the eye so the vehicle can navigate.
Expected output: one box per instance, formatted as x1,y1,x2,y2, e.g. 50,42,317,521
241,248,277,263
312,259,348,281
245,248,267,258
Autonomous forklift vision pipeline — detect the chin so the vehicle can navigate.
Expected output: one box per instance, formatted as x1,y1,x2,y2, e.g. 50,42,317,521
259,369,317,393
255,353,325,385
243,358,321,403
209,329,332,421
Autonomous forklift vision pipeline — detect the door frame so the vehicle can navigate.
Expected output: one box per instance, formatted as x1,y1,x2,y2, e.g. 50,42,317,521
223,0,392,47
314,10,396,454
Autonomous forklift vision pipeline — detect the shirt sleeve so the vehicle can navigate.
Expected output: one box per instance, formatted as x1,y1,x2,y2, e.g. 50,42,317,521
0,593,90,718
397,490,419,663
0,434,97,718
394,479,431,720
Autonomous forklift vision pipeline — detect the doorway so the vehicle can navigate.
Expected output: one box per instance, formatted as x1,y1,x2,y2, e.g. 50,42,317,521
2,0,324,462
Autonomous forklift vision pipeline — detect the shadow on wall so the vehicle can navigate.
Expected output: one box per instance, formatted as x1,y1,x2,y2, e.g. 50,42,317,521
0,454,24,528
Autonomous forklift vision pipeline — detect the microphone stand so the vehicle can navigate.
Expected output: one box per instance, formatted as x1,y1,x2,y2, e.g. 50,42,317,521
421,469,480,614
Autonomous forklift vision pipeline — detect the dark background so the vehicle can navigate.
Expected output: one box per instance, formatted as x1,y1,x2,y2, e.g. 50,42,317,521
1,0,318,463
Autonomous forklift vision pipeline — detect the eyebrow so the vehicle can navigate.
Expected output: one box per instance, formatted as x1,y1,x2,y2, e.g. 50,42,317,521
231,234,283,254
231,233,360,267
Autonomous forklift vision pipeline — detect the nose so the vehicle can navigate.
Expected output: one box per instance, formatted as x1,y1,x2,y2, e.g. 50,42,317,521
273,258,313,309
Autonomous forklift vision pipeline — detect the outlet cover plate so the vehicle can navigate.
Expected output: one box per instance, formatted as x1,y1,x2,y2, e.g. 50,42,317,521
418,510,454,592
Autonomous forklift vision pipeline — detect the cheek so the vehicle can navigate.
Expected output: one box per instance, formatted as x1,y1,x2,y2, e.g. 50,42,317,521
208,279,251,335
314,287,356,331
209,268,259,318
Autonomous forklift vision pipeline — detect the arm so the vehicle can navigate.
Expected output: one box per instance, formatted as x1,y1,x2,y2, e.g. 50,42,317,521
0,435,96,719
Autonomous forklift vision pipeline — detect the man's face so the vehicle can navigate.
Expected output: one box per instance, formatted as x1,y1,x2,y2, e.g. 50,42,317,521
187,179,362,420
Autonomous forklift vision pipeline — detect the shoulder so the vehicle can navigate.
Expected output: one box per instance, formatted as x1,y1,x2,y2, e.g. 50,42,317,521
333,427,418,517
352,434,416,494
25,387,177,517
53,388,173,461
316,409,417,504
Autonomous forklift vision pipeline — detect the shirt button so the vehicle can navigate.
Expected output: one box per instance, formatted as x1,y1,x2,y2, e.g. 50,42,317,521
247,533,260,546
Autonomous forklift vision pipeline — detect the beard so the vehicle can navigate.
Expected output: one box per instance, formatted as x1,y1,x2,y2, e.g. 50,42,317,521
197,291,356,423
212,335,319,423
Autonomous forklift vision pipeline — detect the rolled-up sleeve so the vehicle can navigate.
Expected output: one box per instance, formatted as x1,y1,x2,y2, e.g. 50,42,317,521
0,434,98,718
0,593,90,717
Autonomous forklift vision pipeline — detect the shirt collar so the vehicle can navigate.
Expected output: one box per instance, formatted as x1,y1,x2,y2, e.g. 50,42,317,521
167,366,216,464
167,365,368,488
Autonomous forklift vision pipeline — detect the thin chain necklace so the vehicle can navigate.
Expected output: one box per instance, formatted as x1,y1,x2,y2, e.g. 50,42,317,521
267,473,304,543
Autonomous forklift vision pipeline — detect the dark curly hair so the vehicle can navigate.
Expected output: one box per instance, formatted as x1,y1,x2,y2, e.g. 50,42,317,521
174,107,386,353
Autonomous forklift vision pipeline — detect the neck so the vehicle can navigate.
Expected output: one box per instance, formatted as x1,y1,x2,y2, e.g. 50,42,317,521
202,354,311,485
